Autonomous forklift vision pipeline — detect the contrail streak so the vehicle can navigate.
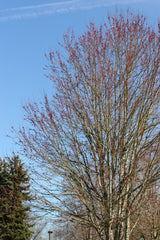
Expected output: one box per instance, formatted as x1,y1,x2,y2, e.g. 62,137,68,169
0,0,147,22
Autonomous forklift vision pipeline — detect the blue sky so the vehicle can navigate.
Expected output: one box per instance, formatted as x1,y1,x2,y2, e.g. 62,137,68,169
0,0,160,158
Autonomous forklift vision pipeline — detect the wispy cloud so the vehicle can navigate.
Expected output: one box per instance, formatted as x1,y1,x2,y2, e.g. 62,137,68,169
0,0,147,22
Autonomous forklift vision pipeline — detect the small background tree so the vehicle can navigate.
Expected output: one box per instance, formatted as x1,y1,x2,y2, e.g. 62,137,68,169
130,181,160,240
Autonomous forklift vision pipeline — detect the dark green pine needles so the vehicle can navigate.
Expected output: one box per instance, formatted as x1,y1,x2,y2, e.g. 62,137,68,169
0,156,32,240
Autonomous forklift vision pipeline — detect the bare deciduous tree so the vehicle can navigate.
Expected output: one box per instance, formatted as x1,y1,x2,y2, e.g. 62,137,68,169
16,11,160,240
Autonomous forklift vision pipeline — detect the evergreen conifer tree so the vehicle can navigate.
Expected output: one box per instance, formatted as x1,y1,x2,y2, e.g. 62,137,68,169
0,155,32,240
